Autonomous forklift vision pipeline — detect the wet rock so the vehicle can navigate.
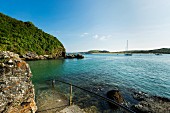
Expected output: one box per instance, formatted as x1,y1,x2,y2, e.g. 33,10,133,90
36,89,68,113
66,54,84,59
133,91,149,101
76,54,84,59
66,54,76,59
132,91,170,113
0,51,37,113
106,89,124,109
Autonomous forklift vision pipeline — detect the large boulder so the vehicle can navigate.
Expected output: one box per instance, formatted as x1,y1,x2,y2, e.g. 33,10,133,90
0,51,37,113
76,54,84,59
106,89,124,109
66,54,84,59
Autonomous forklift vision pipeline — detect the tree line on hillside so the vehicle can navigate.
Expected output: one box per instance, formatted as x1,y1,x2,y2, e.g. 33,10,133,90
0,12,65,55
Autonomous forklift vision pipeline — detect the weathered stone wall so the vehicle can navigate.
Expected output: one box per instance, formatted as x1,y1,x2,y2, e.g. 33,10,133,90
0,51,37,113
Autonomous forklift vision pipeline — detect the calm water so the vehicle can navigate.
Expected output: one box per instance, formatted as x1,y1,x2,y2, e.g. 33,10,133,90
28,54,170,101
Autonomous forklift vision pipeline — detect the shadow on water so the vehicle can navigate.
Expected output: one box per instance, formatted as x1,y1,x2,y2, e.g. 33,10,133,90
28,59,65,84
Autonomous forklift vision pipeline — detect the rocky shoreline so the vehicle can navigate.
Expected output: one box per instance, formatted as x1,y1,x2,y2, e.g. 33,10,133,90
20,51,66,61
131,91,170,113
19,52,84,61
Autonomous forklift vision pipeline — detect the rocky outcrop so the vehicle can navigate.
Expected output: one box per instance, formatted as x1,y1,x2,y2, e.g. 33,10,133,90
21,51,66,61
0,51,37,113
132,91,170,113
66,54,84,59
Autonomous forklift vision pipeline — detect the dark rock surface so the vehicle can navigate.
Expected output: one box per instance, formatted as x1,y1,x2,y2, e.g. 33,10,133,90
132,91,170,113
76,54,84,59
66,54,84,59
106,90,124,109
0,51,37,113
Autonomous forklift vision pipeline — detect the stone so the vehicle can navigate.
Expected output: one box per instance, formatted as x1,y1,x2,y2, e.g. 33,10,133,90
66,54,75,59
0,51,37,113
106,89,124,109
66,53,84,59
58,105,85,113
132,91,170,113
133,91,149,101
83,106,98,113
76,54,84,59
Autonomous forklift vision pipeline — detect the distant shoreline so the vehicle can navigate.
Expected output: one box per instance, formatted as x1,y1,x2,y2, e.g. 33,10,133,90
80,48,170,54
84,52,161,54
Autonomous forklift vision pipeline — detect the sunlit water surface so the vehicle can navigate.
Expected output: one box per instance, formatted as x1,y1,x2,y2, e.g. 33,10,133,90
28,54,170,107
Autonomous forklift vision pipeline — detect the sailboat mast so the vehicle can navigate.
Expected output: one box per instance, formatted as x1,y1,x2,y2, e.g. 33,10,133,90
127,40,128,51
125,40,132,56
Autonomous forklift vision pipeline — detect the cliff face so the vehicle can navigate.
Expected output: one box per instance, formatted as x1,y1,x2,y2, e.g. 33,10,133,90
0,51,37,113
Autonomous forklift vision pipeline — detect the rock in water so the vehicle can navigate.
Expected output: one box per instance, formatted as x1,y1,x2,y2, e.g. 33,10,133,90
132,91,170,113
66,53,84,59
106,90,124,109
76,54,84,59
0,51,37,113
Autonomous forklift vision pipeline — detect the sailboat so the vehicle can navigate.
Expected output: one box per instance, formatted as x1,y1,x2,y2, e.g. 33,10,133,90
124,40,132,56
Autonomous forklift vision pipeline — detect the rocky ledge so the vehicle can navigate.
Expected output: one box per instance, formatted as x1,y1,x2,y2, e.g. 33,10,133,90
132,91,170,113
20,51,66,61
0,51,37,113
20,52,84,60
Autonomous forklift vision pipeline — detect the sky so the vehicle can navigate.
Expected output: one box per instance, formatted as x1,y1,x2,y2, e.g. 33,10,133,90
0,0,170,52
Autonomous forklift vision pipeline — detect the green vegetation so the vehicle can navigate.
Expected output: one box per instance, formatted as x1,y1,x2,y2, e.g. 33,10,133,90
87,50,110,53
148,48,170,54
122,48,170,54
86,48,170,54
0,12,65,55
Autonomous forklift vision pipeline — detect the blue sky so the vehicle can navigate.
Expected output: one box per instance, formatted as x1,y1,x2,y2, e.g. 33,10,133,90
1,0,170,52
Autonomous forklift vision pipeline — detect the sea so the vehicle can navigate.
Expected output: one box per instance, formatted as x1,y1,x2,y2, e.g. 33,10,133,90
28,54,170,112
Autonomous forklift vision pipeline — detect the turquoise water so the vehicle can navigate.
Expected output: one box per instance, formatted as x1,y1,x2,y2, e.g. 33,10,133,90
28,54,170,100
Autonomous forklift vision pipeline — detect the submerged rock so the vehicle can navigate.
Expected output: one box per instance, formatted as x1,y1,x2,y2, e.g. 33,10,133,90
0,51,37,113
36,89,69,113
59,105,85,113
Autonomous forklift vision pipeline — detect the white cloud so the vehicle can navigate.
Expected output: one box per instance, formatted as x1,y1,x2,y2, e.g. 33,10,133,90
84,33,89,35
81,32,89,37
93,34,99,39
93,34,112,40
